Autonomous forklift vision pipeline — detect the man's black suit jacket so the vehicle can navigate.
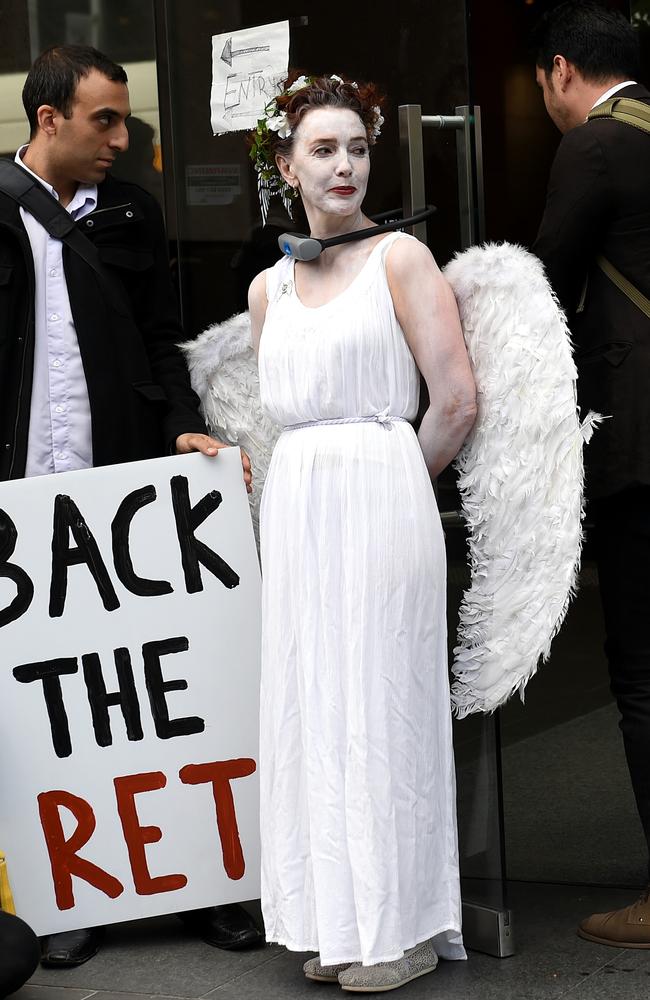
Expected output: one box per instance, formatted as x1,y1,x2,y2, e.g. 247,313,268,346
0,173,206,480
533,83,650,499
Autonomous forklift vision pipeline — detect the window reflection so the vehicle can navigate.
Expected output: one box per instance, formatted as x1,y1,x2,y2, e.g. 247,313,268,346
0,1,162,206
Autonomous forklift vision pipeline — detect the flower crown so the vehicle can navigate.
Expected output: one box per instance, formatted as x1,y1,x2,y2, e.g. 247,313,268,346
249,74,384,225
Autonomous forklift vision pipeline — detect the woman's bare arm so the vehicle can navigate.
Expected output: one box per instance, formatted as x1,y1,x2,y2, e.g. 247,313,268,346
386,238,477,479
248,270,268,355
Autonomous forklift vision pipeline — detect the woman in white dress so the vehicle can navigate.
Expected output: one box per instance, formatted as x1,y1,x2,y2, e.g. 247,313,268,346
248,74,477,993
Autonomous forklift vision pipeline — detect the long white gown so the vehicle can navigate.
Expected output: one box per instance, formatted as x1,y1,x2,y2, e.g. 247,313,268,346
258,232,465,967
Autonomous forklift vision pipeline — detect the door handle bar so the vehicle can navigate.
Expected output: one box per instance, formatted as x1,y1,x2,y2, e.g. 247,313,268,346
399,104,485,249
440,510,464,527
422,114,465,129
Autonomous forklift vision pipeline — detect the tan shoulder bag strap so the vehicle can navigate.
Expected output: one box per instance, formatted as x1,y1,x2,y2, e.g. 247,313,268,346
582,98,650,317
588,96,650,133
596,255,650,319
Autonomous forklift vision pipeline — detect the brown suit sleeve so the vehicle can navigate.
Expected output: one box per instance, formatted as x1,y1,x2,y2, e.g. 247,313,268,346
533,123,613,316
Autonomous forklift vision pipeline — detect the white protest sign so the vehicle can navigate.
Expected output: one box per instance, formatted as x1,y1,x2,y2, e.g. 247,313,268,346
210,20,289,134
0,449,261,936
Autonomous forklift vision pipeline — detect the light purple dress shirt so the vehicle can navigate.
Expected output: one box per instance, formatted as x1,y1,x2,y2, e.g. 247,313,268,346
15,146,98,477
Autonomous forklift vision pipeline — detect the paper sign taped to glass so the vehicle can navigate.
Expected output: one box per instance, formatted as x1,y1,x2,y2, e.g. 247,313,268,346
0,449,261,936
211,20,289,134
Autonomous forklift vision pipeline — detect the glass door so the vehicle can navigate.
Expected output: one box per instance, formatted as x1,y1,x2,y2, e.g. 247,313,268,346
398,96,511,957
154,0,510,956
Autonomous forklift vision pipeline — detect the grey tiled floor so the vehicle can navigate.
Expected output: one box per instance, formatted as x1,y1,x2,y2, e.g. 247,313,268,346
11,882,650,999
501,703,649,886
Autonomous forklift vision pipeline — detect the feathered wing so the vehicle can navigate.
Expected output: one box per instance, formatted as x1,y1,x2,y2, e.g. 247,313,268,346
179,312,281,545
179,257,598,715
443,243,601,718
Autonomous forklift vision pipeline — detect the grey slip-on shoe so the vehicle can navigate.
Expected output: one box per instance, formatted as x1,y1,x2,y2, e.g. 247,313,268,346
338,938,438,992
303,956,359,982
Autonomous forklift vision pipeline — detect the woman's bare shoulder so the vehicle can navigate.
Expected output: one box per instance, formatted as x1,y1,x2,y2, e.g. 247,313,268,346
385,234,441,281
248,270,269,352
385,236,445,302
248,269,268,312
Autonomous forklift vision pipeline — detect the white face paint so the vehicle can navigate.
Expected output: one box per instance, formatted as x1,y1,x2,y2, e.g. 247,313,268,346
277,106,370,222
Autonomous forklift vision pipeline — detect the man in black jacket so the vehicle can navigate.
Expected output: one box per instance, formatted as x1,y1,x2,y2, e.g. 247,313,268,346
1,44,258,966
533,1,650,948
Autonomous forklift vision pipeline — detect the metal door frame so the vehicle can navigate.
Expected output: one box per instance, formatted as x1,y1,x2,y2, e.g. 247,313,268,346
399,103,485,248
398,104,513,959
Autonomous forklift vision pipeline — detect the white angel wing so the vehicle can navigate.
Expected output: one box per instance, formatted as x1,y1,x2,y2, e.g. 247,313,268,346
443,243,601,718
179,312,281,546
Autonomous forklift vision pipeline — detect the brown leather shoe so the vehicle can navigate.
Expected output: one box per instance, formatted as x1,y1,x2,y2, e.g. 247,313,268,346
578,887,650,948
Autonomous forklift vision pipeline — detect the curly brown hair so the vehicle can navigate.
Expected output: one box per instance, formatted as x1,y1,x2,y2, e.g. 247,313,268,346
266,71,385,163
247,71,385,223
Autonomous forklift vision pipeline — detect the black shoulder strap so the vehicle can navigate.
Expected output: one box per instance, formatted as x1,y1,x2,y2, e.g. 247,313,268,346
0,158,127,308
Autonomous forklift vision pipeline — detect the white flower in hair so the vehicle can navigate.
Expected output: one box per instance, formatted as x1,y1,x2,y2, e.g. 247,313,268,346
332,75,360,89
287,74,310,94
267,111,292,139
371,105,384,139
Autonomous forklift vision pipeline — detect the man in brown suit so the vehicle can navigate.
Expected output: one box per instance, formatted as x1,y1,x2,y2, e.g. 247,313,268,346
533,1,650,948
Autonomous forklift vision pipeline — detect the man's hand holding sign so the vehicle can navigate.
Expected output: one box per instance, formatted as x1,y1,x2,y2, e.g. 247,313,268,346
175,432,253,494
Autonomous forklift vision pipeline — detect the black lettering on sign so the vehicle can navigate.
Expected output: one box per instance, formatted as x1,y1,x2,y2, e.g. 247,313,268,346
0,508,34,628
142,636,205,739
111,486,173,598
49,495,120,618
170,476,239,593
82,648,144,747
13,657,78,758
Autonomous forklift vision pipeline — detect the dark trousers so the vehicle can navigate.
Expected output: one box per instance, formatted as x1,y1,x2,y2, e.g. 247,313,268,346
0,911,40,997
592,485,650,875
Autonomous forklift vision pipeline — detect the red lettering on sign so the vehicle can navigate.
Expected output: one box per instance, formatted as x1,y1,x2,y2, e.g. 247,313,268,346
38,790,124,910
114,772,188,895
179,759,256,880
